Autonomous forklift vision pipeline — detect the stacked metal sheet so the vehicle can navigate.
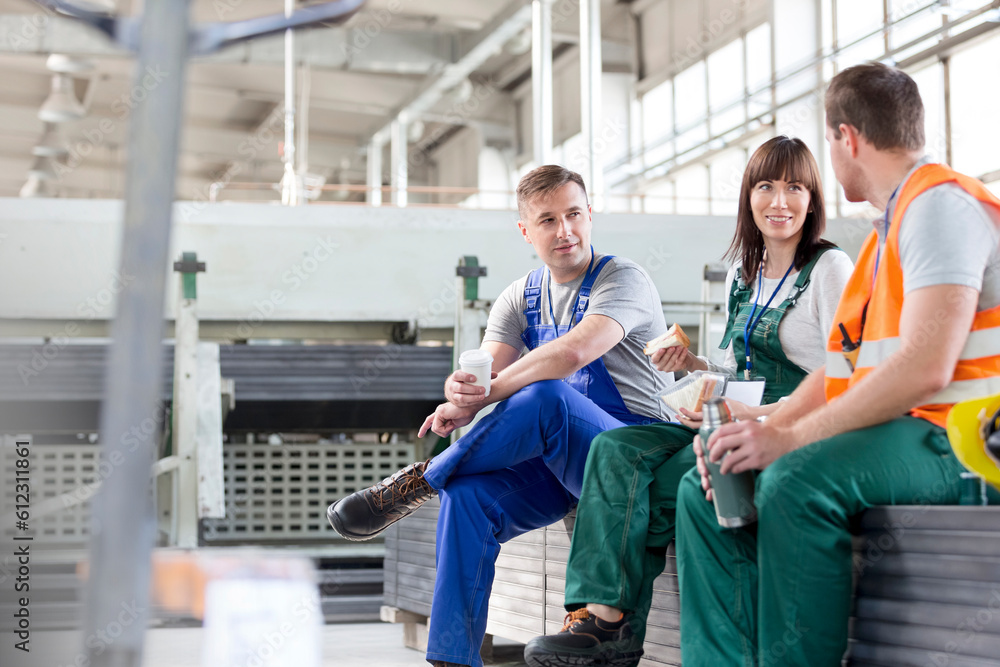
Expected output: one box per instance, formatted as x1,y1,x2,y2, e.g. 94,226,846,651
0,343,450,431
0,343,451,402
384,505,1000,666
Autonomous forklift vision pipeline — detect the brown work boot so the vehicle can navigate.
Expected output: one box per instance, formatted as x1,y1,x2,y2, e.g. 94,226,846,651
327,460,437,541
523,608,643,667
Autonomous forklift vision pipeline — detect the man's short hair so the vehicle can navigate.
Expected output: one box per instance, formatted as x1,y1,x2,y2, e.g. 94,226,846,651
825,62,925,151
516,165,588,218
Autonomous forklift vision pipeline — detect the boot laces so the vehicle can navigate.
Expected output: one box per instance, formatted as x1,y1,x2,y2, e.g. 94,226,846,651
559,608,592,633
370,462,431,511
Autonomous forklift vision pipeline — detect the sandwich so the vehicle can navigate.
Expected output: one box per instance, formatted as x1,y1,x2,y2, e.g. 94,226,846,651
644,323,691,356
659,374,721,415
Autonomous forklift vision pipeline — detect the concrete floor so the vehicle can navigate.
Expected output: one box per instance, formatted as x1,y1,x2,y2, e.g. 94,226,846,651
0,623,529,667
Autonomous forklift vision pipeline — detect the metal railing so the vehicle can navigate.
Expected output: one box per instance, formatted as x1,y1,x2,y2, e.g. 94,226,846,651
204,181,743,213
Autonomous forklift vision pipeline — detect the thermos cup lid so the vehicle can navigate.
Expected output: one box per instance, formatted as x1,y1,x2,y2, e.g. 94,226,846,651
459,349,494,367
703,397,732,427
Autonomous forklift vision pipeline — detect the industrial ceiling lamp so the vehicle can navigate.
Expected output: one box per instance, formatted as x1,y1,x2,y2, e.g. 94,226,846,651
505,28,532,56
448,79,474,104
33,122,69,158
407,120,425,143
39,73,86,123
46,53,95,74
19,174,57,198
28,155,58,181
73,0,116,13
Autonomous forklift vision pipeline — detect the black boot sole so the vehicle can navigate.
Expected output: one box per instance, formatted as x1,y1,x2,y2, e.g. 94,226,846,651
523,645,643,667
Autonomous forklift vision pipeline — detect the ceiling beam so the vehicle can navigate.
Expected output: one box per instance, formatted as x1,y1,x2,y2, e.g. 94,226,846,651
0,13,459,76
368,0,533,145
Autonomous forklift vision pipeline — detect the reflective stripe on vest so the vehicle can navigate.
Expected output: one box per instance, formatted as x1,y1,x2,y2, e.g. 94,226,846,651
824,163,1000,427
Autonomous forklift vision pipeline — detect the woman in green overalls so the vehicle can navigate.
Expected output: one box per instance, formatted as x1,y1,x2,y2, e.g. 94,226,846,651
524,136,855,667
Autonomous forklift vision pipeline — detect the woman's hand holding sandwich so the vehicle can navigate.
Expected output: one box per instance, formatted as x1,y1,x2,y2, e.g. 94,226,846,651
645,323,706,374
650,345,706,373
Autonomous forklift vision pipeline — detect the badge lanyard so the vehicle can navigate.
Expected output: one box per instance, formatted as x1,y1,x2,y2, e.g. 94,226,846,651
873,184,901,291
547,246,596,329
742,262,794,380
838,182,904,371
847,184,902,359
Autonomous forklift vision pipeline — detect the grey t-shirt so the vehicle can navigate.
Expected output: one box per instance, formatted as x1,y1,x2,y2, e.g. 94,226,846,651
883,157,1000,310
483,254,670,420
704,250,855,376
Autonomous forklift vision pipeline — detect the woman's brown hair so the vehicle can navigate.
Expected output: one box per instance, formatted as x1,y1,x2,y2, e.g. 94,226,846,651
724,135,834,284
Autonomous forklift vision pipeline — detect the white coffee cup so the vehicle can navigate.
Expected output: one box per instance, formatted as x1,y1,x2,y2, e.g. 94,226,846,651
459,349,494,397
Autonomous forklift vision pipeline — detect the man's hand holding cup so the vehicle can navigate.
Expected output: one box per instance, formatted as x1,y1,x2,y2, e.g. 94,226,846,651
445,370,497,407
445,349,496,408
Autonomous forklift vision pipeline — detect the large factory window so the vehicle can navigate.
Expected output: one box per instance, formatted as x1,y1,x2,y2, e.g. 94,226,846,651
949,35,1000,181
707,40,745,138
642,78,675,169
674,61,709,155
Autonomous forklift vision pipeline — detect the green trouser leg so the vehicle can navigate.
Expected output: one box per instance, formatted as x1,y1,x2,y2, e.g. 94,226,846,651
676,468,759,667
563,422,698,643
677,416,967,667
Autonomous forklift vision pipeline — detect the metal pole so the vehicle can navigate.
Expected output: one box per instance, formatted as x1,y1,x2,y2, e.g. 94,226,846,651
390,119,408,207
298,62,311,175
368,138,383,206
82,0,190,666
532,0,553,166
579,0,602,209
172,253,201,548
282,0,299,206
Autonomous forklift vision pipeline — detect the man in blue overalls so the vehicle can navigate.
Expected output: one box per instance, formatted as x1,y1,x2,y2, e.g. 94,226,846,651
329,165,670,667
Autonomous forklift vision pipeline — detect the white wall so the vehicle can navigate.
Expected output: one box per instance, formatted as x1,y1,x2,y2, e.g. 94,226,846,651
0,198,870,332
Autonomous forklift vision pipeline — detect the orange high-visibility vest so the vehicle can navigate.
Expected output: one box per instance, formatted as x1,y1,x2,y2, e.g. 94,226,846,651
825,163,1000,427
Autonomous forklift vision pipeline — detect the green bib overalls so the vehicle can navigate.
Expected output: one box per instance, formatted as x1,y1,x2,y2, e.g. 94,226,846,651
562,249,833,646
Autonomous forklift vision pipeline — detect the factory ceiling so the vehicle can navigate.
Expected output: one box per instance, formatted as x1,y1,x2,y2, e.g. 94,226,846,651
0,0,633,201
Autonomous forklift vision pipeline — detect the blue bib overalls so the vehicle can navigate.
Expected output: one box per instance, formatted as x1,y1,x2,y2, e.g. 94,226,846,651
422,256,656,667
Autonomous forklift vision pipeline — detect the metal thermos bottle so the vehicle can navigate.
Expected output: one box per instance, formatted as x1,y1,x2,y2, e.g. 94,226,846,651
700,397,758,528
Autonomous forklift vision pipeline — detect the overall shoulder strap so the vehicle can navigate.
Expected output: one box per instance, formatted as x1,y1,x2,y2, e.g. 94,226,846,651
523,267,546,328
719,267,749,349
786,246,837,305
573,255,615,325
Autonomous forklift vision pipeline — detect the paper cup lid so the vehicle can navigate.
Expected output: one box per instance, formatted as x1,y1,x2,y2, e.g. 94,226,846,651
459,349,493,366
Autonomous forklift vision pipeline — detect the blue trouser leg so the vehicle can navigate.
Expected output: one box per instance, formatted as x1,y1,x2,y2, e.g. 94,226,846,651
423,380,629,497
426,460,576,667
422,380,636,666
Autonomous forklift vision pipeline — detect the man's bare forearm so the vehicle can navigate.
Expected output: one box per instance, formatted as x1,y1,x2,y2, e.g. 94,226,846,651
470,314,625,409
764,369,827,429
